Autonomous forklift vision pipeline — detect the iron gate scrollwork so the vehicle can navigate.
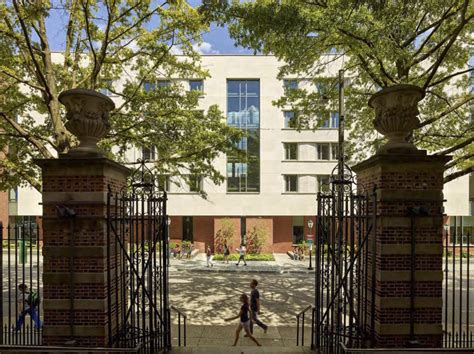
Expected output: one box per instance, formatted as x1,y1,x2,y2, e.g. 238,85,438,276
315,163,376,353
106,160,170,352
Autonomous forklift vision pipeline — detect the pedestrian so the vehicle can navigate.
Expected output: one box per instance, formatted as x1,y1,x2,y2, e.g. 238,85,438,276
16,283,41,330
236,243,247,266
223,242,230,264
225,293,261,346
206,245,214,267
187,243,193,259
249,279,268,334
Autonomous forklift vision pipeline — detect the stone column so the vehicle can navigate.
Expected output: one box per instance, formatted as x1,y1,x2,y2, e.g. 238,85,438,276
353,85,450,348
35,89,129,346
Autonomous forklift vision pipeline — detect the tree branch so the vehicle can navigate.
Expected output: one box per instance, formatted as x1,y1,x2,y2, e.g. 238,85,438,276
445,153,474,170
435,136,474,156
418,95,474,128
444,165,474,184
0,112,54,159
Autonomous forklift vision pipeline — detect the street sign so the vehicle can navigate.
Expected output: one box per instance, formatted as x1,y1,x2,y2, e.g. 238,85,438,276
307,239,313,245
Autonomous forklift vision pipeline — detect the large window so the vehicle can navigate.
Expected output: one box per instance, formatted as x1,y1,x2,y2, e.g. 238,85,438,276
292,216,304,244
284,175,298,192
8,188,17,202
227,80,260,192
183,216,193,242
284,143,298,160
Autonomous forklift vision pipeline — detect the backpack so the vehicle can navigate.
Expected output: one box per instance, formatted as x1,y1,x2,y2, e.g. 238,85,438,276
27,291,40,307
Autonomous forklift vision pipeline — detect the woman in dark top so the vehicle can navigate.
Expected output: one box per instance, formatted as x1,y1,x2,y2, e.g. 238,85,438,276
225,294,261,346
223,242,230,264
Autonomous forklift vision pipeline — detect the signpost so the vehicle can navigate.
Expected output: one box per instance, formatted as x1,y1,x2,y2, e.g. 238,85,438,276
307,220,314,270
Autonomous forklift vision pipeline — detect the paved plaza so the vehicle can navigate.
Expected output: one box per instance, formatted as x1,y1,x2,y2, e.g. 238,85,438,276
169,268,315,349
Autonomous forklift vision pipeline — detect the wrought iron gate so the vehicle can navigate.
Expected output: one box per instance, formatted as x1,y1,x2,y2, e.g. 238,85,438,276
106,161,170,352
314,165,376,353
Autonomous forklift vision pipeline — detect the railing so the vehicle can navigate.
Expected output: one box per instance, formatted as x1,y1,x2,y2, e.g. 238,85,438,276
171,305,187,347
296,305,314,347
0,344,143,353
0,222,42,346
340,343,474,353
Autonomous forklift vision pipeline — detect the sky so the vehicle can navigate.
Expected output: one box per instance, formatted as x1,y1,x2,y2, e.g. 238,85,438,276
45,0,251,55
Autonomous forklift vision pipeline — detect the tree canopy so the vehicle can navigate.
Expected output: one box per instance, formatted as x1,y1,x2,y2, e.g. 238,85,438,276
202,0,474,183
0,0,242,193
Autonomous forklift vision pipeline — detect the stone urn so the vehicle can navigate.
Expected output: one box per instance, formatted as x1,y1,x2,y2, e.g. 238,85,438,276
59,88,115,156
369,84,425,153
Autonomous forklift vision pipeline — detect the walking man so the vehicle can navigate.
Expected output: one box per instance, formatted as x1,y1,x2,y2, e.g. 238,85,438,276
236,243,247,266
206,245,214,267
249,279,268,334
16,283,42,330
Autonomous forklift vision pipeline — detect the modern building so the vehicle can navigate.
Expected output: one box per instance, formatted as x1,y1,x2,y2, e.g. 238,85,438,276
3,55,473,252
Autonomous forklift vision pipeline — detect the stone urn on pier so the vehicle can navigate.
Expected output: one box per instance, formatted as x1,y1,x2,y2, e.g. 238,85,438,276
59,88,115,156
369,84,425,153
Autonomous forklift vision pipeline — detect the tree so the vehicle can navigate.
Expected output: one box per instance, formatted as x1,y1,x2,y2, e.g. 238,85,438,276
214,218,235,253
202,0,474,183
246,225,267,254
0,1,242,192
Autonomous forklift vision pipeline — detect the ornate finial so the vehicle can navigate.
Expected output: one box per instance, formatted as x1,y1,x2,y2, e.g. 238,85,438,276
369,84,425,154
59,88,115,156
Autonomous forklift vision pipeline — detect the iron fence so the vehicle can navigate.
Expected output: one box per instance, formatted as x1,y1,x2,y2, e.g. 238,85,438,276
106,161,170,352
443,226,474,348
0,222,42,346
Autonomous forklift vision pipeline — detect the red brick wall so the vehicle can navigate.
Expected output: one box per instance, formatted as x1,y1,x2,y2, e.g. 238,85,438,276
193,216,214,252
354,154,448,348
273,216,293,252
169,215,183,243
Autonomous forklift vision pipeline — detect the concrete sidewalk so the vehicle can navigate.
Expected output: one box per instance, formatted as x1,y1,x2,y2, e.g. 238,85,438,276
169,253,316,274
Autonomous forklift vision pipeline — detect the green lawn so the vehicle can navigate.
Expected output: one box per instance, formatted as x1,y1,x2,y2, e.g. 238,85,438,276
212,253,275,261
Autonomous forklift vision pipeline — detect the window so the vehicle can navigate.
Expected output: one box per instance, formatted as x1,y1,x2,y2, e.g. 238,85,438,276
142,146,155,160
183,216,193,242
283,79,298,91
319,112,339,129
316,144,330,160
98,80,113,96
283,111,298,128
8,188,17,202
317,175,331,192
284,175,298,192
189,80,204,92
284,143,298,160
157,175,170,193
189,175,202,192
331,144,339,160
292,216,304,244
143,81,156,92
157,80,170,88
330,112,340,128
227,80,260,193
